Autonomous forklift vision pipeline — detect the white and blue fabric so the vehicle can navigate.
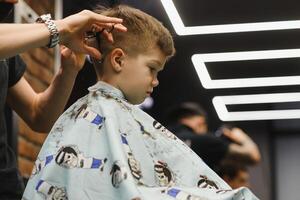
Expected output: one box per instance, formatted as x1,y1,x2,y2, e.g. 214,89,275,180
23,81,258,200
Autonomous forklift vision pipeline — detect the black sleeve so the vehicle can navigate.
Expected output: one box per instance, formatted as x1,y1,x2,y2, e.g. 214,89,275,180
8,55,26,87
190,135,229,169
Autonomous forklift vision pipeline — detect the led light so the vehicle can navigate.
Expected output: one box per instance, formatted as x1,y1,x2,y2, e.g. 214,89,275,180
213,93,300,121
191,49,300,89
160,0,300,35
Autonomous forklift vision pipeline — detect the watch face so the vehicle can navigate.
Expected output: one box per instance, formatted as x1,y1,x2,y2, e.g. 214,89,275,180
0,2,13,22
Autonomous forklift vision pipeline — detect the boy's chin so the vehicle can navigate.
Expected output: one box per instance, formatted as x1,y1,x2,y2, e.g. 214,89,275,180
128,97,146,105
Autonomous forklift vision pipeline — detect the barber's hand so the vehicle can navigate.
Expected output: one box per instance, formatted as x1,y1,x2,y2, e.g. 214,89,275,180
60,46,86,73
56,10,127,59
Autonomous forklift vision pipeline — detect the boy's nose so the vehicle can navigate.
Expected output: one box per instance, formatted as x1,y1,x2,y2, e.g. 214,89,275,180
152,77,159,87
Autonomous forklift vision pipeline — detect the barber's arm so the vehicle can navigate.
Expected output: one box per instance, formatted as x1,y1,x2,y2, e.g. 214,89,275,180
222,127,261,164
0,10,126,59
6,46,85,133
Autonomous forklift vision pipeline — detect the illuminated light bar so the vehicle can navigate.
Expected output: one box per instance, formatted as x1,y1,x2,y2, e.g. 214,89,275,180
213,93,300,121
160,0,300,35
191,49,300,89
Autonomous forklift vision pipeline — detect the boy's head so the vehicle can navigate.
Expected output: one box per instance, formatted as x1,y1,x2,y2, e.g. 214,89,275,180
93,5,175,104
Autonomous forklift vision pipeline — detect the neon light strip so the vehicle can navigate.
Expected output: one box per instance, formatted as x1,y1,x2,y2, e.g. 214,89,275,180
213,93,300,121
160,0,300,35
191,49,300,89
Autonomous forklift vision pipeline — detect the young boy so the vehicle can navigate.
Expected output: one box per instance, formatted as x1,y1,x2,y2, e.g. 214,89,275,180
23,5,258,200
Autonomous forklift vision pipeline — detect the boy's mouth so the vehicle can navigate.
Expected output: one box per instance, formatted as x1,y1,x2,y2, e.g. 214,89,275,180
146,90,153,94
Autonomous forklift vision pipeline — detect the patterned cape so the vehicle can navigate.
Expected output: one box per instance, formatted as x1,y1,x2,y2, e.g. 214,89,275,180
23,81,259,200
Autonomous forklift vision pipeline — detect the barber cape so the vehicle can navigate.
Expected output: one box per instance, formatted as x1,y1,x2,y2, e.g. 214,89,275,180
23,81,258,200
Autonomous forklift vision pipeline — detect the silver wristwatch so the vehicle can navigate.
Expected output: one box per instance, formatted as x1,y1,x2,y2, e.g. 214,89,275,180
36,14,59,48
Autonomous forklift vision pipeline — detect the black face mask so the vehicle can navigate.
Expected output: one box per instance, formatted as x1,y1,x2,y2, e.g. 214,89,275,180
0,2,14,22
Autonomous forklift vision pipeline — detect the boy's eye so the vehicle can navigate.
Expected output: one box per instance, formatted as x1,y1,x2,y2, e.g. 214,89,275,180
148,66,156,72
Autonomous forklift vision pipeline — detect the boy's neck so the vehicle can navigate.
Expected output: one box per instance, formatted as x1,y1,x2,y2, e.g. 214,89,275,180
94,61,124,97
97,77,122,93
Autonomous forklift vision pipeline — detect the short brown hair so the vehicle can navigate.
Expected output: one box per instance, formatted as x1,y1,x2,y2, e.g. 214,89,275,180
94,5,175,59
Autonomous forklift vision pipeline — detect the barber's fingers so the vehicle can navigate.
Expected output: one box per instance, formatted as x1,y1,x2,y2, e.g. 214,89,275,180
83,36,102,59
90,24,103,33
82,44,102,59
60,45,72,58
100,29,114,43
85,9,127,32
87,27,114,44
94,22,127,32
89,23,126,43
83,22,126,58
60,45,86,71
83,44,101,59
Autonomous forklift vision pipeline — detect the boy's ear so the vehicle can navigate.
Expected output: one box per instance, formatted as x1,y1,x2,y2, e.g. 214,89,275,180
110,48,125,73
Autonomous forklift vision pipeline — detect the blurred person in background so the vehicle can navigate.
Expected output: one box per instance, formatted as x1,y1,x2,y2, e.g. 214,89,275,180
215,160,251,189
166,102,261,170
